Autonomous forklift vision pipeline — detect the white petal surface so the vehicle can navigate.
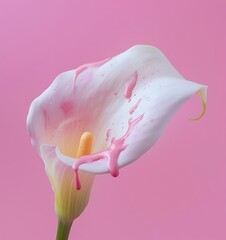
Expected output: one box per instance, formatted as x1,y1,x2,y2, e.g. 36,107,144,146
27,45,207,175
27,46,181,154
54,79,206,174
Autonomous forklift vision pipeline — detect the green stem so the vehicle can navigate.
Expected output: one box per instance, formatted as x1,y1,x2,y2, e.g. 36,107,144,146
56,219,73,240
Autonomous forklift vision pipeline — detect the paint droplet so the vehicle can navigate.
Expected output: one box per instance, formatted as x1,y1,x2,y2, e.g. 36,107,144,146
124,71,138,99
129,98,141,115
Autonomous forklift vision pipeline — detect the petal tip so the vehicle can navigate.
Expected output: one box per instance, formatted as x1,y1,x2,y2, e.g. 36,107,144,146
129,44,159,54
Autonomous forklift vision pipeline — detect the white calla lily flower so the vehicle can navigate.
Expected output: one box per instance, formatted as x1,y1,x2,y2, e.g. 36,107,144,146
27,45,207,240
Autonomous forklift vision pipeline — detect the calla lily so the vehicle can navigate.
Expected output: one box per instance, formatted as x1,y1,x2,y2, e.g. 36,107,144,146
27,45,207,240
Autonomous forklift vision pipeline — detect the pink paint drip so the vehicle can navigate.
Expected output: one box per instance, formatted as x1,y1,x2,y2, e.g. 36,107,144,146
124,71,138,99
106,129,111,142
75,171,81,190
73,57,111,91
129,98,141,115
91,58,111,67
73,114,144,190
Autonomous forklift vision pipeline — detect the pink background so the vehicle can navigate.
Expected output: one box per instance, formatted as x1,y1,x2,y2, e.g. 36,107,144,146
1,0,226,239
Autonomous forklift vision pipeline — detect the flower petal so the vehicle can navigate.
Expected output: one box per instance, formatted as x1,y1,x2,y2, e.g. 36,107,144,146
116,79,207,169
27,45,207,176
55,81,207,174
27,45,183,155
40,144,95,221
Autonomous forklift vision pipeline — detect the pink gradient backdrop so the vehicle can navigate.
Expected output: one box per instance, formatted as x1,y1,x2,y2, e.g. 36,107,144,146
1,0,225,239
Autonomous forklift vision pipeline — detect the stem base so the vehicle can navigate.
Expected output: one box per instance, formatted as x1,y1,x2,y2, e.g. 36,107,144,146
56,219,73,240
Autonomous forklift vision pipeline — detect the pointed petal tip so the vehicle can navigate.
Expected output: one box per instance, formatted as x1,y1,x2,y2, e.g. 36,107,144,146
128,44,160,54
190,86,208,121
